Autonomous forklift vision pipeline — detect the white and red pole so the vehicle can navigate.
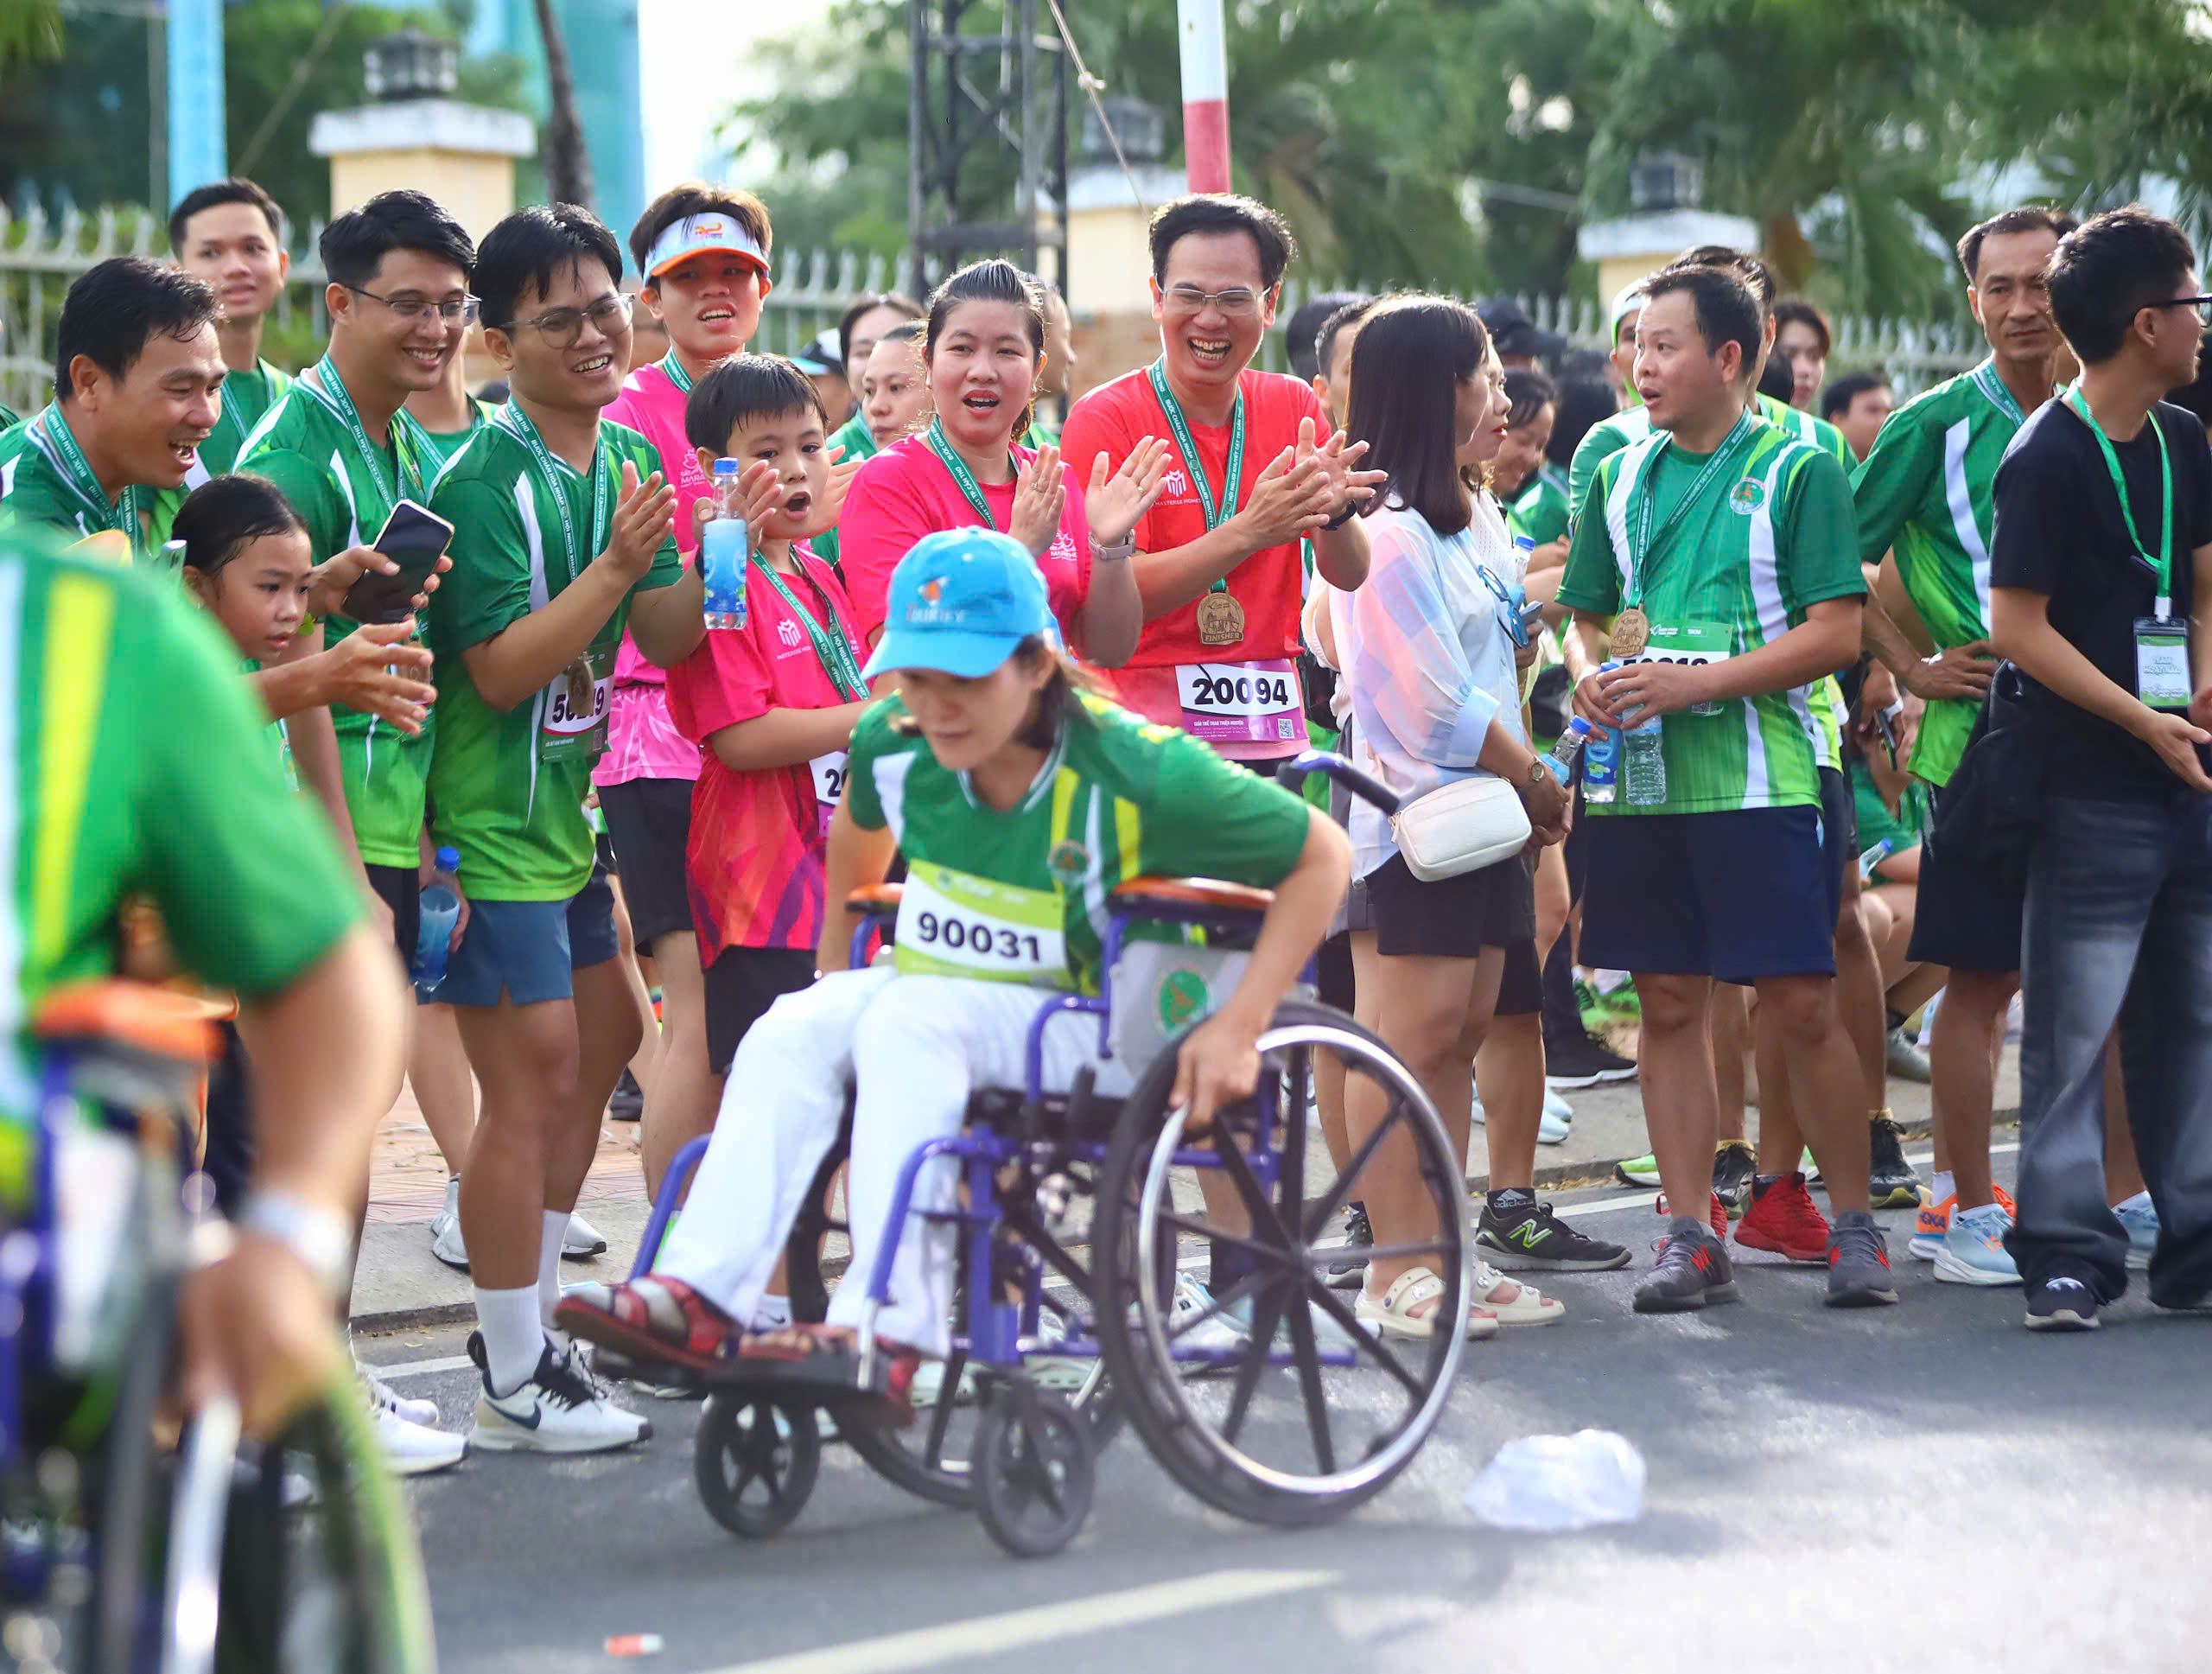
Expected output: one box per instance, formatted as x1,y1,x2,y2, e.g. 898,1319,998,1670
1177,0,1231,193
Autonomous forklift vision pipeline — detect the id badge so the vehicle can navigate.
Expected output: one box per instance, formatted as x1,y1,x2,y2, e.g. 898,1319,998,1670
1624,621,1733,716
539,643,613,762
2135,618,2192,710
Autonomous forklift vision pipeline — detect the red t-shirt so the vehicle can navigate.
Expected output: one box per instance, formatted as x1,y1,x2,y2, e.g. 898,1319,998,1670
664,545,865,958
1060,366,1325,755
836,432,1090,647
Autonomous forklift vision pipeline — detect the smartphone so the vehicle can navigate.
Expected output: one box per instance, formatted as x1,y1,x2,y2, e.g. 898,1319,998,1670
340,500,454,625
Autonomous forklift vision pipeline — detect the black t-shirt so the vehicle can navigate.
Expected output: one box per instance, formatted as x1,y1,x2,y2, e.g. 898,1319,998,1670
1990,396,2212,800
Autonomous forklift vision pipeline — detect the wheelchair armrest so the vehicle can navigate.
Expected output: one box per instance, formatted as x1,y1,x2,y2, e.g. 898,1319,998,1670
1109,875,1275,915
845,884,906,914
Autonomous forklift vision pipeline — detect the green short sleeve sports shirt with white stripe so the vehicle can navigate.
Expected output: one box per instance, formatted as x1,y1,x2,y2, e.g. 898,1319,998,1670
1557,416,1866,817
424,414,683,903
843,691,1313,993
237,367,439,868
1850,360,2025,787
1510,463,1570,546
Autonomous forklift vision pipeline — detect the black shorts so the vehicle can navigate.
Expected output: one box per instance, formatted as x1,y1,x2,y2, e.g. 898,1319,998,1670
598,776,697,950
704,946,817,1073
365,863,420,969
1496,937,1542,1016
1315,929,1355,1012
1364,850,1537,960
1820,764,1856,920
1908,779,2022,973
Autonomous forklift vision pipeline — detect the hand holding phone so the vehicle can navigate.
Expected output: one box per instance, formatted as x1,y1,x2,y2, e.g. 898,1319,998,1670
340,500,454,625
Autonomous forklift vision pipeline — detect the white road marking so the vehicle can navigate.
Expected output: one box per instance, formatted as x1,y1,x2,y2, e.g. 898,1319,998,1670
693,1569,1340,1674
365,1353,475,1379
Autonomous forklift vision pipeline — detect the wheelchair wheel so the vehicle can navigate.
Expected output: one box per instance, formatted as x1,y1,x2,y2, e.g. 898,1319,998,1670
973,1386,1094,1560
1092,1000,1469,1528
695,1394,820,1539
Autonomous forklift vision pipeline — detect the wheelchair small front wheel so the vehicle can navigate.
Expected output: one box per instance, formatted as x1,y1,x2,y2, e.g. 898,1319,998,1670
694,1394,820,1539
973,1386,1093,1559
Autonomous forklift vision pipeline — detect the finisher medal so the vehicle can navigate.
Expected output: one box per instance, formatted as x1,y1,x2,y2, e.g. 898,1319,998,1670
1611,606,1651,659
1196,591,1246,646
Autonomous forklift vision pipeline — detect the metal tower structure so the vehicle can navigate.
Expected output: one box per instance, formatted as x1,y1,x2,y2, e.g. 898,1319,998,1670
906,0,1070,298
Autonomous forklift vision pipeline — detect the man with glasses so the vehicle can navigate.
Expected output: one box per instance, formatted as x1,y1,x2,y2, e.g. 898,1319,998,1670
1060,193,1381,773
1987,206,2212,1328
426,205,701,1449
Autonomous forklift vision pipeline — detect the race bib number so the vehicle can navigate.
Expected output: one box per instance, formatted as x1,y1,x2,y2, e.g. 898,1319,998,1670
809,750,849,829
1622,621,1732,717
2136,619,2191,710
1175,659,1304,745
893,862,1071,988
539,646,613,762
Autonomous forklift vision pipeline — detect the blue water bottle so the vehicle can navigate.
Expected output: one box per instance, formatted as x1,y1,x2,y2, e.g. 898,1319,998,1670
1582,663,1622,806
414,847,462,999
702,457,748,631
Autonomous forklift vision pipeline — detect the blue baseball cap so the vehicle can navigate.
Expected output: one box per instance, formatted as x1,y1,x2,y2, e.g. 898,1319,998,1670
861,527,1054,680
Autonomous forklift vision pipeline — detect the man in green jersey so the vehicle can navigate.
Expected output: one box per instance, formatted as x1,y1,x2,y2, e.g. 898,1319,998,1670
0,525,406,1442
169,178,295,477
428,205,701,1453
1560,265,1895,1312
1,258,222,559
1853,206,2082,1281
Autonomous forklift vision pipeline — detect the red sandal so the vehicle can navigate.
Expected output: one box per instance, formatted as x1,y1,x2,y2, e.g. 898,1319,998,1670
734,1323,923,1428
554,1276,743,1373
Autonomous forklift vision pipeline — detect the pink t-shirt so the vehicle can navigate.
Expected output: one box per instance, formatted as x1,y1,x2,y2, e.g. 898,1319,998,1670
664,546,865,958
597,359,709,785
837,433,1090,648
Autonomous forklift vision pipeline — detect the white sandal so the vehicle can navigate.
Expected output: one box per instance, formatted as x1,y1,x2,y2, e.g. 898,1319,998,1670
1473,1258,1567,1327
1355,1266,1499,1340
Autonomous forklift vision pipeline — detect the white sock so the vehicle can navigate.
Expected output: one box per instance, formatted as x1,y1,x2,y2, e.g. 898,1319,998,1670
538,1210,570,1329
1933,1170,1955,1205
751,1293,791,1331
475,1285,547,1396
2117,1189,2152,1213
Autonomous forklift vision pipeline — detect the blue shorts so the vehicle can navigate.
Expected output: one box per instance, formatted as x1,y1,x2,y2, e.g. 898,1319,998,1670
439,869,623,1009
1580,804,1836,985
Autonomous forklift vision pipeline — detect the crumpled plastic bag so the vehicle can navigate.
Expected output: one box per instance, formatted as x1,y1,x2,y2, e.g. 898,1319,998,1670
1464,1429,1646,1531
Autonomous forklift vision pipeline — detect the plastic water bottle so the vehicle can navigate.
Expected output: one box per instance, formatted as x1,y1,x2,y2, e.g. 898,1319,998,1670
1624,702,1667,806
1857,837,1897,883
414,847,462,999
1582,662,1621,806
702,456,748,631
1540,717,1595,787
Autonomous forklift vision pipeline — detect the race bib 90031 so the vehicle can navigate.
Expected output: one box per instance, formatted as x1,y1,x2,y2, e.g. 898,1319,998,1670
893,862,1072,988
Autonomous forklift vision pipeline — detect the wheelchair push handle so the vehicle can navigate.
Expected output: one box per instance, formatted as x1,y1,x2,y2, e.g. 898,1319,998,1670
1277,750,1399,817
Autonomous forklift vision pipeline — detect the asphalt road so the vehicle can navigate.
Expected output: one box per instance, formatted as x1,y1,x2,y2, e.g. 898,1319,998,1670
366,1143,2212,1674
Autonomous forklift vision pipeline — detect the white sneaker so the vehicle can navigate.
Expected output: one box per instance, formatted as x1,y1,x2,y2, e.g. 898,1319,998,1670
1167,1274,1252,1357
429,1176,468,1270
563,1210,608,1259
467,1333,652,1454
359,1371,466,1476
358,1358,439,1429
1473,1093,1572,1145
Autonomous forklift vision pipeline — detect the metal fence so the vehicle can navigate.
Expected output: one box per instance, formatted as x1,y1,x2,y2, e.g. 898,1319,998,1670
0,203,1978,415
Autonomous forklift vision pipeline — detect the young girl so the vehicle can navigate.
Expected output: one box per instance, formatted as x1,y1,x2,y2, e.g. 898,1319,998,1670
836,258,1166,666
559,528,1351,1401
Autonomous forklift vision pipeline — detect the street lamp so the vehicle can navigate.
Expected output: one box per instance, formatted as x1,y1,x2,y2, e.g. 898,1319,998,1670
1629,153,1704,213
364,29,460,102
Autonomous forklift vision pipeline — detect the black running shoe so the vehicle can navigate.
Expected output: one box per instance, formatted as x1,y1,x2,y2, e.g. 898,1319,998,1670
1824,1208,1900,1307
1711,1139,1757,1219
2025,1268,2103,1332
608,1067,645,1123
1633,1221,1740,1313
1544,1028,1638,1089
1867,1112,1921,1208
1325,1202,1372,1289
1478,1197,1632,1271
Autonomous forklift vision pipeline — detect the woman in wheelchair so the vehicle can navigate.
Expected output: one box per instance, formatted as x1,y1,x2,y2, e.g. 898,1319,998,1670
560,527,1352,1411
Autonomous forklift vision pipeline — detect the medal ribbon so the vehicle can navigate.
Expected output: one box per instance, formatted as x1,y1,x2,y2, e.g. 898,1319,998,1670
1972,360,2026,429
925,418,1019,533
303,356,430,507
26,404,143,551
1622,407,1758,609
1148,359,1246,598
2066,384,2175,618
751,557,869,699
495,403,613,589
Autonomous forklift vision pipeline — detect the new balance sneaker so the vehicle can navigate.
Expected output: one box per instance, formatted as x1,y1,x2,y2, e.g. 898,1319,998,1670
1737,1173,1831,1264
1884,1026,1932,1084
1615,1152,1662,1187
2024,1270,2101,1332
1912,1186,2017,1261
1825,1209,1899,1307
1545,1028,1638,1089
1868,1113,1923,1209
2115,1193,2159,1272
1633,1221,1739,1313
359,1364,465,1475
429,1175,468,1271
1477,1194,1631,1271
563,1209,609,1260
1933,1200,2020,1286
1655,1190,1728,1242
467,1332,652,1453
1325,1202,1373,1290
1711,1140,1756,1219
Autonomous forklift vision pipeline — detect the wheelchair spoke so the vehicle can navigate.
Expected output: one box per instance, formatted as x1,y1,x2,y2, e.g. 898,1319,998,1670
1302,1095,1405,1243
1305,1284,1428,1403
1211,1121,1288,1245
1280,1288,1336,1477
1163,1264,1267,1344
1153,1211,1287,1263
1218,1283,1289,1447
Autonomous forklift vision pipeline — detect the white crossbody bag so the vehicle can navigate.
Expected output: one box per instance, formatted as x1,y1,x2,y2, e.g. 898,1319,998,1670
1389,773,1531,882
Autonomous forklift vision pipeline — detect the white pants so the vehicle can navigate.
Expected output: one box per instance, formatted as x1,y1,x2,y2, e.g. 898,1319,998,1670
655,968,1128,1355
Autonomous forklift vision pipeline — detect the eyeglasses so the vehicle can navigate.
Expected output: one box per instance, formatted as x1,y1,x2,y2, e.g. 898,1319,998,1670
2145,296,2212,327
344,284,480,324
1161,283,1270,319
496,292,634,348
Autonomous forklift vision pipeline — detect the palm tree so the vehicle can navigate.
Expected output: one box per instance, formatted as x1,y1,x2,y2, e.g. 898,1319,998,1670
532,0,595,207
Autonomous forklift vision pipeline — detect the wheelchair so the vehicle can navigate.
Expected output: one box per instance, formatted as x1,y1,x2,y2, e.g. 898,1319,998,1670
0,983,435,1673
614,753,1475,1558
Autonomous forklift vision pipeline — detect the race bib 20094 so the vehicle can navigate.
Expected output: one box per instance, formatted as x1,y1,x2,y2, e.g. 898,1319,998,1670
1175,658,1303,745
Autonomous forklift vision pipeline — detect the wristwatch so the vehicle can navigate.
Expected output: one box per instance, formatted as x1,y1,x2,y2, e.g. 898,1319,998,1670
1092,531,1136,563
238,1190,356,1299
1526,755,1552,788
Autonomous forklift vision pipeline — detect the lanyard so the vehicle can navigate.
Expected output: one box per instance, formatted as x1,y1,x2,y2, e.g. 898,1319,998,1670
26,404,143,551
659,351,694,395
1972,360,2026,429
925,418,1019,532
2066,385,2175,617
751,556,869,699
304,357,428,508
495,403,612,587
207,360,267,459
1147,360,1244,532
1622,408,1758,608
